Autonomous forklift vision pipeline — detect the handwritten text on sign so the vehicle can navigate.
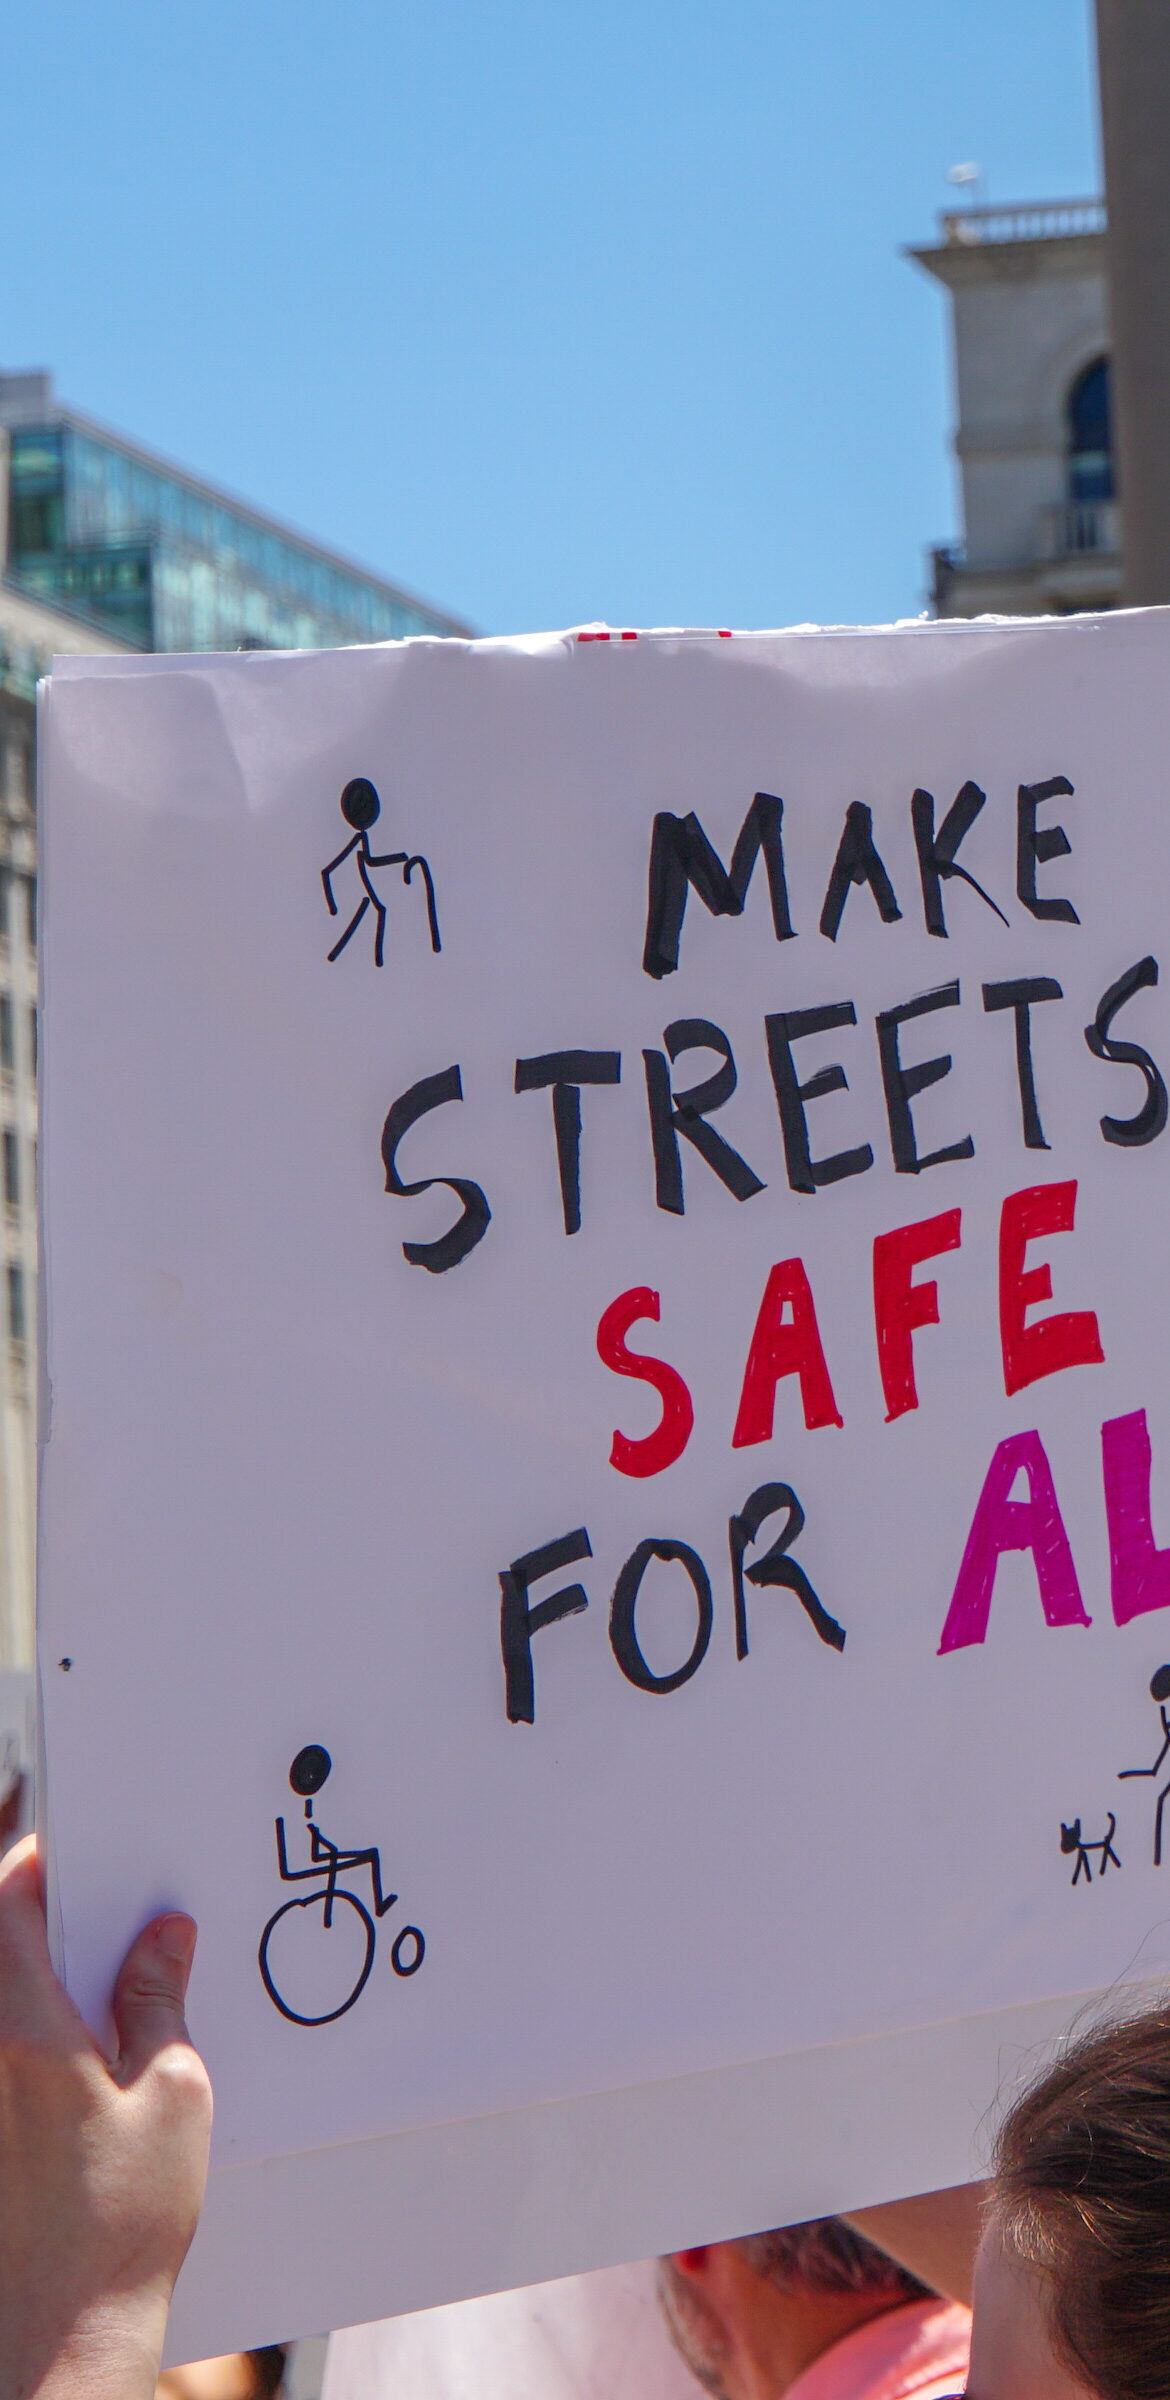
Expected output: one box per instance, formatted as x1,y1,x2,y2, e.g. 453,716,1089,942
43,620,1170,2297
369,773,1166,1716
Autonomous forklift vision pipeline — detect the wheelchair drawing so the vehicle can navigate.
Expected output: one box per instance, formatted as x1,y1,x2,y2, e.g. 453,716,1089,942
259,1744,425,2027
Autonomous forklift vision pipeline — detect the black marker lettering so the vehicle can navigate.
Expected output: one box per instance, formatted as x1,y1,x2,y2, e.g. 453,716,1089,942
729,1481,846,1658
982,977,1063,1150
876,981,974,1174
764,1002,874,1193
1085,956,1169,1146
819,802,902,942
642,793,793,980
1017,776,1078,924
643,1019,765,1215
500,1527,593,1724
514,1050,621,1235
912,781,1008,938
609,1538,713,1693
381,1065,492,1272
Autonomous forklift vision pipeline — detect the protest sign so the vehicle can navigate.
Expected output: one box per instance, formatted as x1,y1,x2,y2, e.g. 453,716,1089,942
36,613,1170,2356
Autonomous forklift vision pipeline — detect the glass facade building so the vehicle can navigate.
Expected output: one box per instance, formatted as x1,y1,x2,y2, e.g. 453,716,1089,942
2,377,469,653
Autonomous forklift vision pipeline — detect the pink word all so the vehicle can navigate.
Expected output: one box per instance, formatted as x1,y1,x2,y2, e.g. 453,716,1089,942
939,1408,1170,1652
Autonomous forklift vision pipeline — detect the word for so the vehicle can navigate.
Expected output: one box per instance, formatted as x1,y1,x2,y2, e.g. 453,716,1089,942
380,961,1164,1272
498,1479,845,1725
596,1180,1102,1478
500,1403,1170,1723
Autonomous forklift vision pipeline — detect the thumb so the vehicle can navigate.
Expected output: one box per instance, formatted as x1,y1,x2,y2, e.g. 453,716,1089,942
112,1913,198,2082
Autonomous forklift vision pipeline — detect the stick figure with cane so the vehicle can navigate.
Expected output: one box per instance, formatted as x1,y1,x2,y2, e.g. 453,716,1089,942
1119,1663,1170,1864
321,776,440,967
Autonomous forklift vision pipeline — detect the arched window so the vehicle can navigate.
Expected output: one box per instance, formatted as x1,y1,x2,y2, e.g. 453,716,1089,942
1068,356,1114,503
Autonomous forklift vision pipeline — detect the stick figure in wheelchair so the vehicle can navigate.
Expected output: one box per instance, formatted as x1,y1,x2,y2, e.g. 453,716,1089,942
260,1744,424,2025
274,1743,396,1925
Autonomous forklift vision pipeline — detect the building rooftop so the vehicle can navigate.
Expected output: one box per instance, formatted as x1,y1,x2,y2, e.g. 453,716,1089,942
905,195,1117,619
909,199,1107,292
0,369,473,654
931,197,1106,248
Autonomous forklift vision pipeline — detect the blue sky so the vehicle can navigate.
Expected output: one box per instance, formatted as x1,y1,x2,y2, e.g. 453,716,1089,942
1,1,1099,635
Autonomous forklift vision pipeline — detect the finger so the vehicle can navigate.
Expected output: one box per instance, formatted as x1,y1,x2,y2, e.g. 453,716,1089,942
113,1914,198,2083
0,1831,45,1929
0,1828,40,1886
0,1834,74,2035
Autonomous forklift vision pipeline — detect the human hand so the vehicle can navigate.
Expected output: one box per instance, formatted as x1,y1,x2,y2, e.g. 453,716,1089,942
0,1834,212,2400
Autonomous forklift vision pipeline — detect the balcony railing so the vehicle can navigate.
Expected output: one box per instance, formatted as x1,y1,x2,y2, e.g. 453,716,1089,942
941,199,1106,247
1039,499,1121,561
931,497,1123,610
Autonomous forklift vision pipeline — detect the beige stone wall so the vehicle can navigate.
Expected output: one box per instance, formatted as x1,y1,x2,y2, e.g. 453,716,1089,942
1096,0,1170,605
912,223,1121,615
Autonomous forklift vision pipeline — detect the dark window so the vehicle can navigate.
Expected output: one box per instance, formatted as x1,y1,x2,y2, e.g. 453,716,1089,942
24,877,35,946
10,490,64,557
4,1133,19,1210
9,429,63,489
1068,356,1114,503
8,1264,26,1345
0,996,15,1075
28,1007,36,1077
8,430,64,567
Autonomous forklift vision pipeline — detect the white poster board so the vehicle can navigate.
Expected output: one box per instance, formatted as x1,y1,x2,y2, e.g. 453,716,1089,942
37,615,1170,2357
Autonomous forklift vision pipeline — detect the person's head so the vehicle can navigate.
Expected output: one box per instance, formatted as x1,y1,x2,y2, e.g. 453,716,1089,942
658,2218,931,2400
340,777,380,832
288,1745,331,1798
974,1996,1170,2400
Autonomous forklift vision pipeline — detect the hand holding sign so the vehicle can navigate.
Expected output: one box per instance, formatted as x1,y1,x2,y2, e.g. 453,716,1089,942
0,1837,211,2400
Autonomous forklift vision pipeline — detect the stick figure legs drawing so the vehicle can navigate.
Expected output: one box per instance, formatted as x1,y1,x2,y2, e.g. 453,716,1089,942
259,1745,424,2027
1119,1665,1170,1865
321,778,440,967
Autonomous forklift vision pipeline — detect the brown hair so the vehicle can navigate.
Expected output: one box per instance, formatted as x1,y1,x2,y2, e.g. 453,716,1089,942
994,1996,1170,2400
737,2218,929,2304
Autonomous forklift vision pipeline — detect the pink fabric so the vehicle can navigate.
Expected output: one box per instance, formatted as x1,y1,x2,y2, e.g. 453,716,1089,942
787,2297,971,2400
